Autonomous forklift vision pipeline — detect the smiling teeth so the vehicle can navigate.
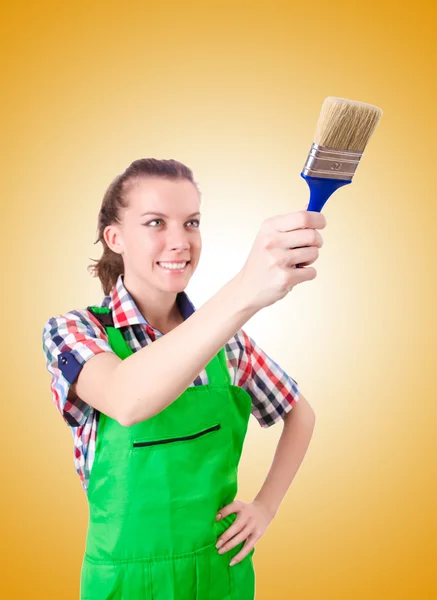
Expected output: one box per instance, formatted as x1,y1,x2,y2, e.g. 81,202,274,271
159,262,187,270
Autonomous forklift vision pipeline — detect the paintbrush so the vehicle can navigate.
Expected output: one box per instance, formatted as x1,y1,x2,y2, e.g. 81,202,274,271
301,97,383,212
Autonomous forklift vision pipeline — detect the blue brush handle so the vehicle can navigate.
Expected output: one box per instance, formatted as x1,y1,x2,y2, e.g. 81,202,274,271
296,174,352,268
300,173,351,212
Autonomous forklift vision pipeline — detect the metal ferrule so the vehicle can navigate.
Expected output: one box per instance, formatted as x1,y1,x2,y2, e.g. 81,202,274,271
302,143,363,181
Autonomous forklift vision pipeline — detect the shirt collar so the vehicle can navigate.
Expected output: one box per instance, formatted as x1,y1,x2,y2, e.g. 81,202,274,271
107,274,196,329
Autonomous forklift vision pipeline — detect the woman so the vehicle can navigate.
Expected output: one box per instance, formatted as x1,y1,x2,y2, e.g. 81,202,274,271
42,158,325,599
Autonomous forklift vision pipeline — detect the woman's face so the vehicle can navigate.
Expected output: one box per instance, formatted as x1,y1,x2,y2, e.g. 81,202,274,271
106,176,202,293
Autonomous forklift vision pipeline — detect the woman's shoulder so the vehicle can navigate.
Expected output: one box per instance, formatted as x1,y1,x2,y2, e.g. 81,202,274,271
41,301,115,395
41,301,112,353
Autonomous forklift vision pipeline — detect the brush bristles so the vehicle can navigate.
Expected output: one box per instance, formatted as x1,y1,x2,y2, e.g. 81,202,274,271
314,97,383,153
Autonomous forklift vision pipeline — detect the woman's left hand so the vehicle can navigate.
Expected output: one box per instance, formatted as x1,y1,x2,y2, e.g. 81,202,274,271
215,499,275,566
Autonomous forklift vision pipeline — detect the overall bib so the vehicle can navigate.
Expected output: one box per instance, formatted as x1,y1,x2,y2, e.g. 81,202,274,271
80,306,256,599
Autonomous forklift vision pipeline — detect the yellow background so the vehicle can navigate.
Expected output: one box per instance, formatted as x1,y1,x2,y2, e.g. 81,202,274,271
2,0,436,597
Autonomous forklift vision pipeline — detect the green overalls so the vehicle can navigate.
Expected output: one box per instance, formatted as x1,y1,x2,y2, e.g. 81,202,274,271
80,306,256,599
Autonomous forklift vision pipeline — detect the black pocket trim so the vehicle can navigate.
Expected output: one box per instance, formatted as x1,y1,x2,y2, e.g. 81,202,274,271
133,424,221,448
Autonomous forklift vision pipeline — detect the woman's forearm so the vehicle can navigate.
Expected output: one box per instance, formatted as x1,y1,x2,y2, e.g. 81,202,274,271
253,396,316,518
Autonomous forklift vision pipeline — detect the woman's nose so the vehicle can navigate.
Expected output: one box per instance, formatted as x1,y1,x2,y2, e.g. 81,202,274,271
166,230,190,251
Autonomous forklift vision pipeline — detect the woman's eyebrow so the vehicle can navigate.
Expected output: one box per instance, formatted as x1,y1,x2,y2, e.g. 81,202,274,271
140,211,201,218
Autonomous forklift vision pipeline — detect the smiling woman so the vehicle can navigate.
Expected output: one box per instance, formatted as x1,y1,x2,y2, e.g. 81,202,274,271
41,157,318,600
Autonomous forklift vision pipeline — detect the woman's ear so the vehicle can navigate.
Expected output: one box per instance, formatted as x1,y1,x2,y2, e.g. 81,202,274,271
104,224,124,255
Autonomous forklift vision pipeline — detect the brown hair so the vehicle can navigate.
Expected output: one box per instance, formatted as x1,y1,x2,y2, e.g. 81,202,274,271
88,158,201,295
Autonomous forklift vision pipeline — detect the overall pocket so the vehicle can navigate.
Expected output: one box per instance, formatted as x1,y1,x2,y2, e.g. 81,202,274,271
129,420,230,540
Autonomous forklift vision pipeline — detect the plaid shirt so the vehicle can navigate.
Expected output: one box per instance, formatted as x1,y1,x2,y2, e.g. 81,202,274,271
42,274,300,493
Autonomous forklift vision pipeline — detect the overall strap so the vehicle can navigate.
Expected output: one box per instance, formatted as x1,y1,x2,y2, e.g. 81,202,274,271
211,346,231,387
86,305,231,386
87,306,133,359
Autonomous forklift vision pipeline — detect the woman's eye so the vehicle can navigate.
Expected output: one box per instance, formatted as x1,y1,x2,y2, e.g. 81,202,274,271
144,219,200,228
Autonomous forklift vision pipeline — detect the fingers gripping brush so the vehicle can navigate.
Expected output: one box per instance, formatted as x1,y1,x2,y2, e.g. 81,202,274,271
301,97,383,213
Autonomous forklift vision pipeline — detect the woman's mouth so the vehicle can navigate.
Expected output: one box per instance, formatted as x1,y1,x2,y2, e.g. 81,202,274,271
157,261,190,273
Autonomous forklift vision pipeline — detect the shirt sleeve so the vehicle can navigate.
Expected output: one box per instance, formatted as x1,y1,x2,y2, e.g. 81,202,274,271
225,328,301,427
41,309,114,428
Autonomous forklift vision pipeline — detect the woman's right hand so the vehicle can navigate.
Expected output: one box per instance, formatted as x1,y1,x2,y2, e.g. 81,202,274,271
236,210,327,311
